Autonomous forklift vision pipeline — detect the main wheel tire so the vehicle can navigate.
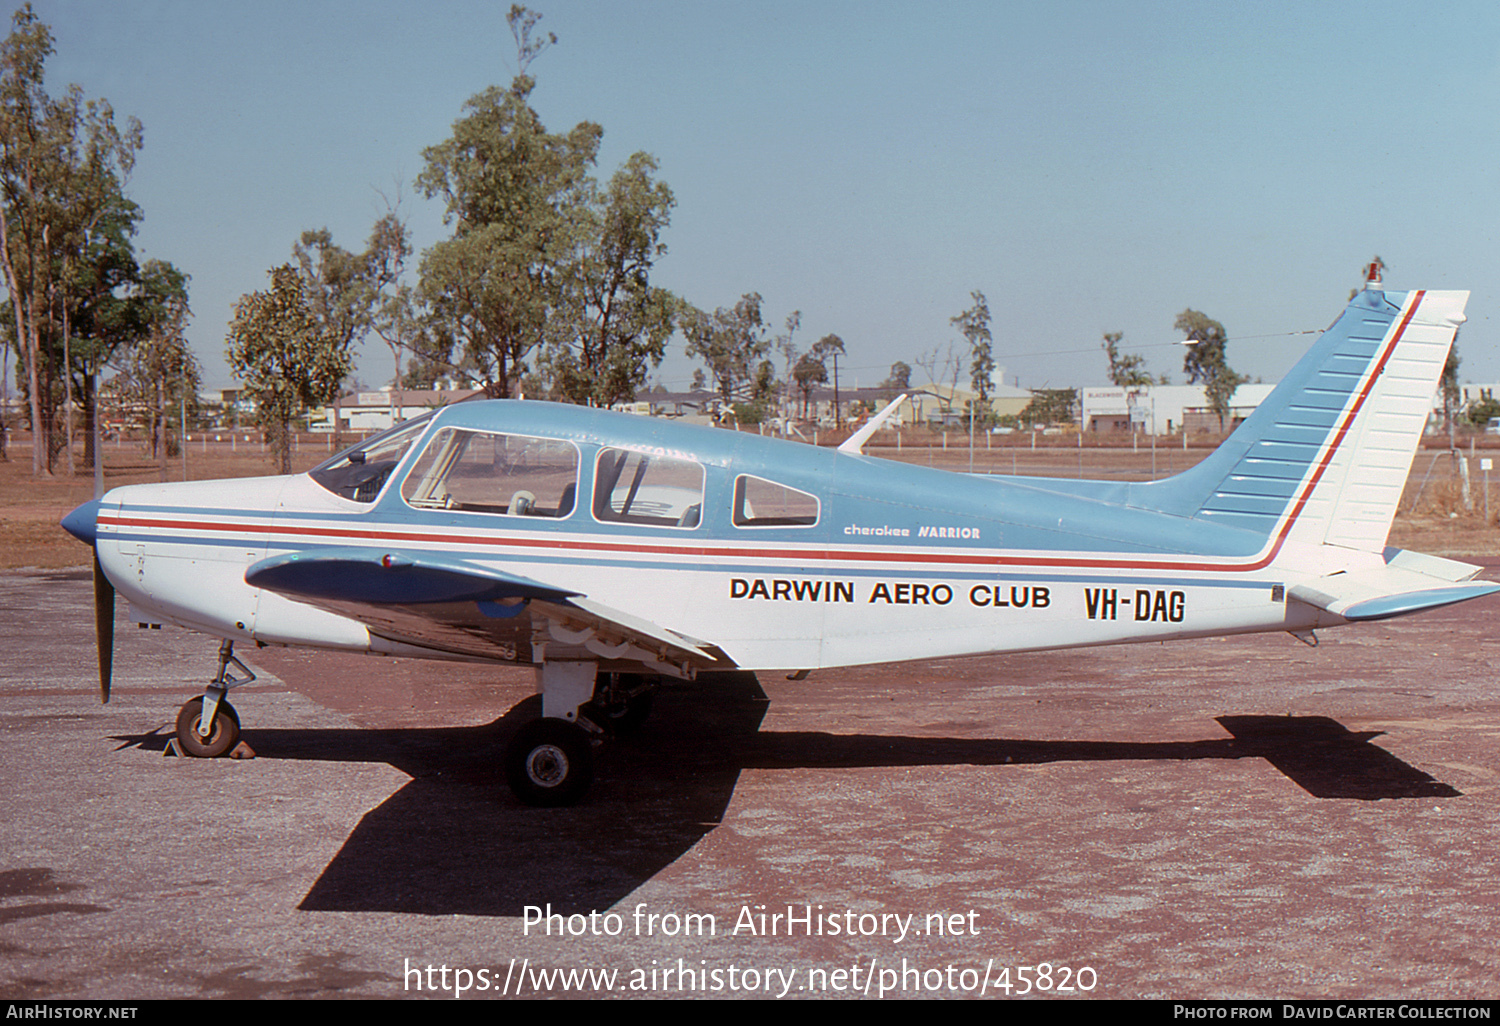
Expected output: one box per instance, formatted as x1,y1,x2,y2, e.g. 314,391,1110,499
504,719,593,807
175,697,240,758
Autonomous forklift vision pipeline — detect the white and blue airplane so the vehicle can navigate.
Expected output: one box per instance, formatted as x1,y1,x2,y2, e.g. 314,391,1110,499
62,278,1497,805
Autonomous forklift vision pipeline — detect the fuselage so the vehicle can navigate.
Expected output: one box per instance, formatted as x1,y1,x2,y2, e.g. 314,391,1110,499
80,400,1338,672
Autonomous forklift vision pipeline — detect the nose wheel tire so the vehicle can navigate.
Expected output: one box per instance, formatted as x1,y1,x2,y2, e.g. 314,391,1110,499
505,719,593,807
174,697,241,758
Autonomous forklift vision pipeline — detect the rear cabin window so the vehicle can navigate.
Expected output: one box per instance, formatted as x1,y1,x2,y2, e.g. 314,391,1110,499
593,448,705,528
733,475,819,527
401,428,580,518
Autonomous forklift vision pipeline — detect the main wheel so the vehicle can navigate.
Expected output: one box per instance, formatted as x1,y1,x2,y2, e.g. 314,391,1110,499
504,718,593,807
175,697,241,758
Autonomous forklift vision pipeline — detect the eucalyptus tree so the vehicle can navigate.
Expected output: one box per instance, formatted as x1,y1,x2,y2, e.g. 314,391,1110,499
792,350,826,418
547,152,678,407
881,360,912,398
774,310,800,419
1101,331,1153,388
418,7,684,406
292,223,411,442
681,292,771,414
65,192,156,468
226,265,351,474
0,4,142,475
417,71,600,399
951,291,993,429
810,333,846,426
1176,308,1246,431
111,259,197,480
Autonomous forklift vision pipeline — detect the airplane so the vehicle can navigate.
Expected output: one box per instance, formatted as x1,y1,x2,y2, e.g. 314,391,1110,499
61,273,1499,807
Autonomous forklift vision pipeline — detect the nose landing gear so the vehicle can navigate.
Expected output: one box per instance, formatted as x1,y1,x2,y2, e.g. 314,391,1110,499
172,639,255,759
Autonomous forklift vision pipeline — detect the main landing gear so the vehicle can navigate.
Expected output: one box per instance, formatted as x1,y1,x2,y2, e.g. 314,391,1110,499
173,639,255,759
503,669,660,808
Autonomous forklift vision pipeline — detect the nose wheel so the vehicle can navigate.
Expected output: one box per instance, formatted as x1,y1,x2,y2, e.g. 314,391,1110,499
173,639,255,759
175,696,241,758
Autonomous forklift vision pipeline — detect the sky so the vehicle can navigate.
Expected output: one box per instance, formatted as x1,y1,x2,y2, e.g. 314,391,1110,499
26,0,1500,394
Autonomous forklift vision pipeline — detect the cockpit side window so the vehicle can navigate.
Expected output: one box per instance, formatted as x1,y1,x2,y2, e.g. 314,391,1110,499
592,448,705,528
732,475,819,527
400,428,580,517
308,413,435,503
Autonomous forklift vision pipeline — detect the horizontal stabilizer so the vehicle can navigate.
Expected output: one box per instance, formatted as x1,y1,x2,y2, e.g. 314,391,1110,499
1287,548,1500,622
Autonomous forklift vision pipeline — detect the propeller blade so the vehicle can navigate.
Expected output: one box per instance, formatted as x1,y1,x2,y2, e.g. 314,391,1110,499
93,550,114,704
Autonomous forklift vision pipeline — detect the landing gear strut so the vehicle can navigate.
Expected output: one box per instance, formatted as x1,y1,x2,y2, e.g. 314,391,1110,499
174,639,255,759
584,671,657,737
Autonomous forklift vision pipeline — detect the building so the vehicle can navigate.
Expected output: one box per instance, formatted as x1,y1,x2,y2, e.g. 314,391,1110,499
1081,383,1277,434
316,388,483,433
902,382,1034,428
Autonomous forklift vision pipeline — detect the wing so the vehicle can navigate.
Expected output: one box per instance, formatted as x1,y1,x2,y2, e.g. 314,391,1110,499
246,547,732,675
1288,548,1500,622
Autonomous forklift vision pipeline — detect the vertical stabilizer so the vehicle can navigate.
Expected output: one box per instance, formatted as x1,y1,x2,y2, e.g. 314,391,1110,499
1132,288,1468,555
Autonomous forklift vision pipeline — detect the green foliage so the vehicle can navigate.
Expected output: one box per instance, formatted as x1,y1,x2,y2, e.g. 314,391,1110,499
730,359,779,425
951,291,993,406
1176,308,1246,431
730,401,766,426
751,358,777,404
416,34,679,407
226,265,352,474
547,152,678,407
882,360,911,395
1020,388,1076,426
109,258,199,468
506,4,556,74
365,210,422,399
681,292,770,410
811,333,845,363
1101,331,1152,388
416,73,601,397
1465,394,1500,428
0,3,145,474
792,351,827,417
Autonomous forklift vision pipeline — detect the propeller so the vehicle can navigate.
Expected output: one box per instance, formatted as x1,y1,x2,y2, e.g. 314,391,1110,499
93,549,114,704
62,499,112,703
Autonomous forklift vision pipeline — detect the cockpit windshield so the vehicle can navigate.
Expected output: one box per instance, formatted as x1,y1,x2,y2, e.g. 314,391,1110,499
308,412,436,503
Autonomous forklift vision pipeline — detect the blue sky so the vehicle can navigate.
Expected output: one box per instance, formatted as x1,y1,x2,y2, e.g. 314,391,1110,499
31,0,1500,392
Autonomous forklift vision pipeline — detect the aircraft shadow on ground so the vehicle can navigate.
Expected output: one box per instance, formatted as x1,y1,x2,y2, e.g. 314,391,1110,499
110,671,1459,917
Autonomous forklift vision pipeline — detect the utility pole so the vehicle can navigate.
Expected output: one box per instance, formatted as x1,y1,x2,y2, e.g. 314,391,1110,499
831,352,841,430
